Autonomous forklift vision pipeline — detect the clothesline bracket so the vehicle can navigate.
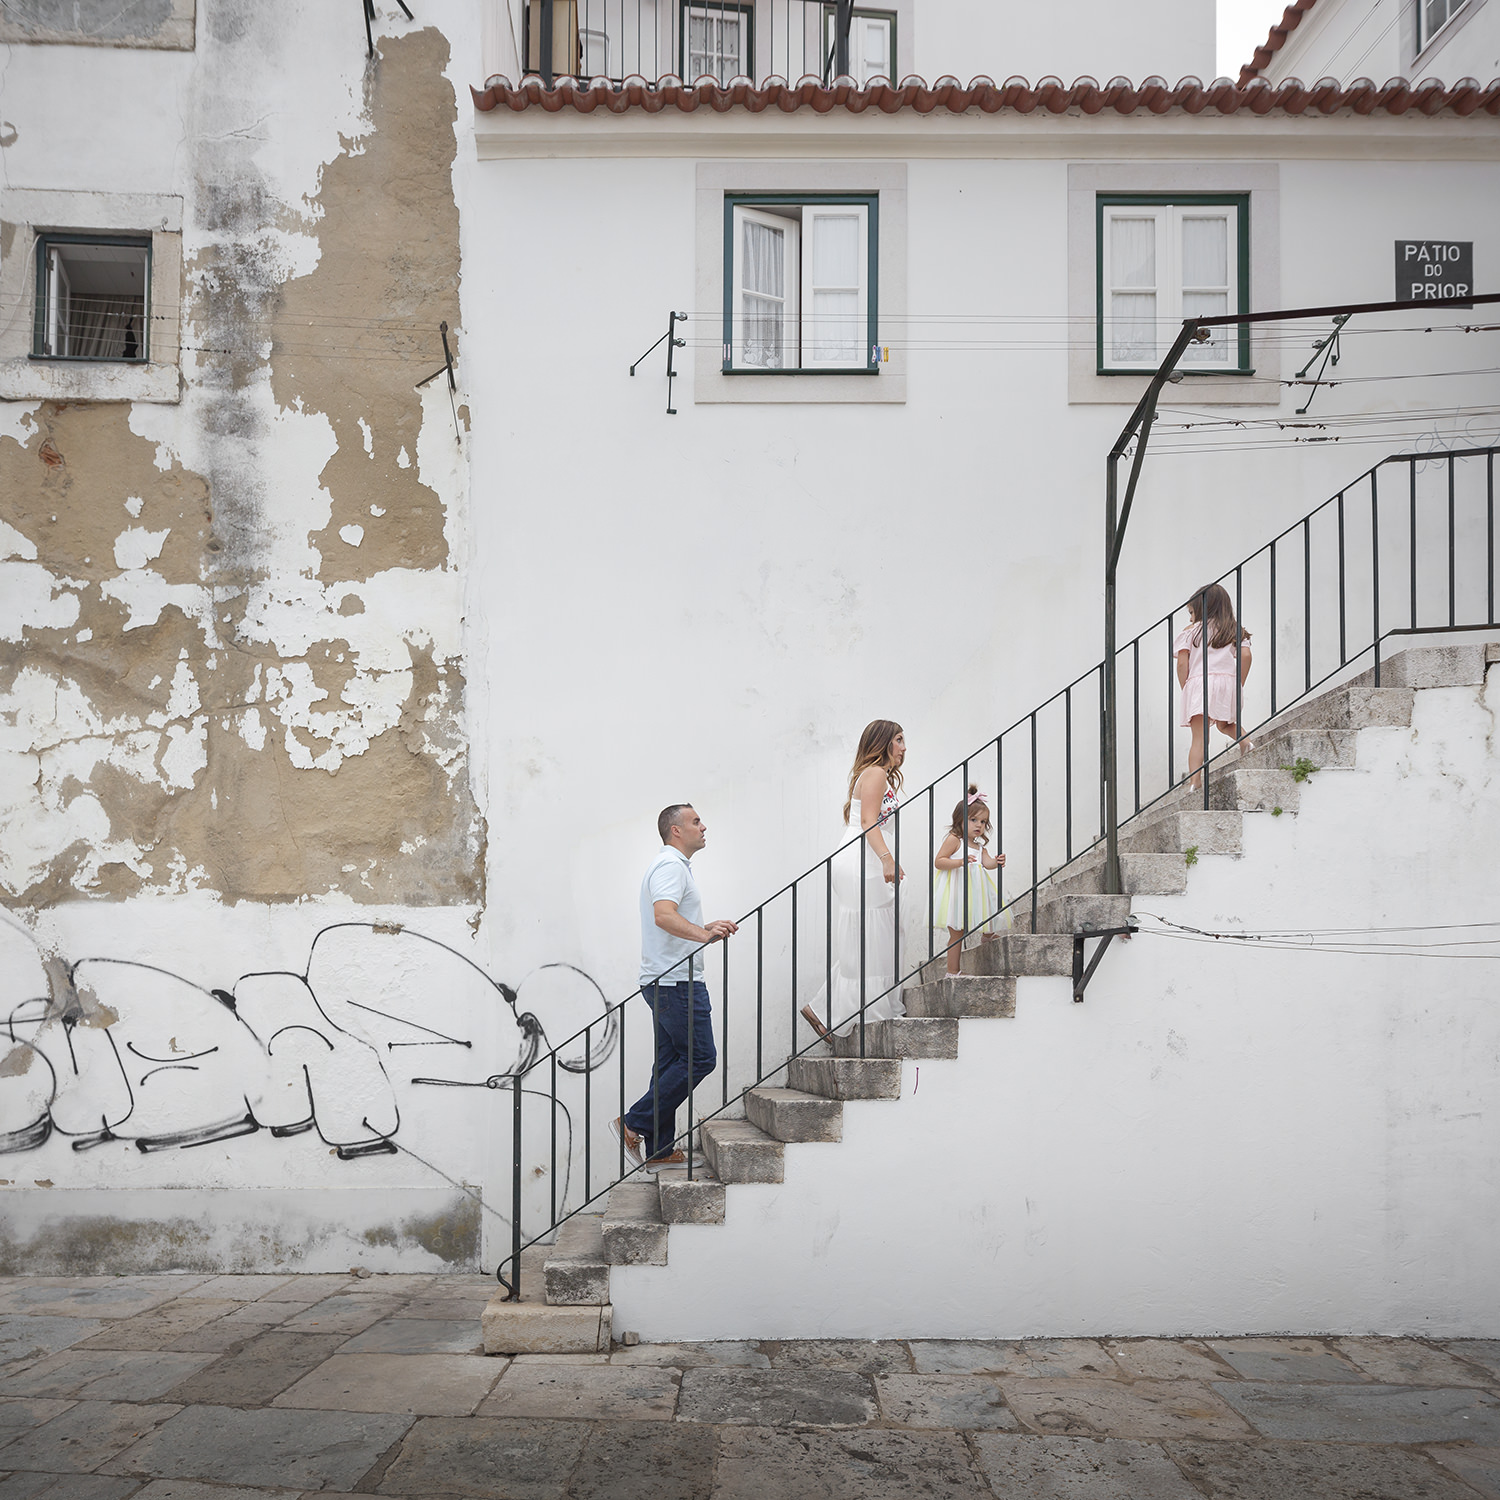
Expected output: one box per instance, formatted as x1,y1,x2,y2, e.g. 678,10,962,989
630,311,689,415
1072,925,1136,1003
1293,313,1352,415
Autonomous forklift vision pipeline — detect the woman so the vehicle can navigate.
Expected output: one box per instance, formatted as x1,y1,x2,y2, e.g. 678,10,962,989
801,719,910,1041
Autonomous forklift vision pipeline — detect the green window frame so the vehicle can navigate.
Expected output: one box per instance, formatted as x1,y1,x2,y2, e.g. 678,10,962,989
1095,193,1250,376
721,191,880,376
820,4,897,83
32,232,152,364
679,1,755,84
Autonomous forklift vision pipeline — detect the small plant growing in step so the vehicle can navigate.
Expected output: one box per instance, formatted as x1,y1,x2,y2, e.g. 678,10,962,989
1183,845,1199,867
1280,756,1319,783
1271,806,1284,817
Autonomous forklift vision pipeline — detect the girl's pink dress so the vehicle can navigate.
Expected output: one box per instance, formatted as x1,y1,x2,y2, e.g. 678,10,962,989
1175,623,1249,727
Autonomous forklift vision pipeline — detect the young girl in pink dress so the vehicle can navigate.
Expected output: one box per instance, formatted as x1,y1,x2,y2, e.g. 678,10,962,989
1175,583,1253,791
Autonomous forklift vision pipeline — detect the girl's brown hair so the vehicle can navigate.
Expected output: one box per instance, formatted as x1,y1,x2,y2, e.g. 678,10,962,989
843,719,904,825
948,784,991,843
1187,582,1252,651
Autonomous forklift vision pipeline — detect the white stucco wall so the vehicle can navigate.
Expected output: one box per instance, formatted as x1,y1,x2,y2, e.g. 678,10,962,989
611,663,1500,1338
1266,0,1500,84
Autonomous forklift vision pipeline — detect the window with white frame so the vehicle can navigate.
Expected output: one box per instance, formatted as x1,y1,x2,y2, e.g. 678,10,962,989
821,5,895,83
1417,0,1470,49
682,1,751,83
33,235,151,362
724,195,877,373
1098,196,1249,373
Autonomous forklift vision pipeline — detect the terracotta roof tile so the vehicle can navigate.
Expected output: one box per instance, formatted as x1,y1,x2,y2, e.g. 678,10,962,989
1239,1,1320,86
471,71,1500,118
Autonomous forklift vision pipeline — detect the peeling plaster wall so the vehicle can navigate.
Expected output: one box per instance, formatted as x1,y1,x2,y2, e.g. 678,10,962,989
0,3,522,1269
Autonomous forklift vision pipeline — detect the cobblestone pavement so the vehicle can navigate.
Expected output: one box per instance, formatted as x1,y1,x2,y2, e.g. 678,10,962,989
2,1275,1499,1497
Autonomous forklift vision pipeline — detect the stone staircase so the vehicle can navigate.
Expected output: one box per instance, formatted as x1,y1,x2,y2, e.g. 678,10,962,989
481,642,1494,1355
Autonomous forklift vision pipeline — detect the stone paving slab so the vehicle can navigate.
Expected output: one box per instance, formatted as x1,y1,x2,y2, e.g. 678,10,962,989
104,1404,412,1491
1213,1380,1500,1443
1206,1337,1367,1384
1167,1438,1480,1498
565,1420,717,1500
374,1415,588,1497
0,1398,180,1472
0,1398,75,1442
1427,1444,1500,1499
909,1340,1118,1378
0,1282,194,1320
1447,1341,1500,1382
188,1275,298,1302
274,1352,506,1416
278,1295,404,1336
1334,1337,1499,1387
1000,1377,1254,1440
970,1434,1202,1498
711,1426,989,1498
875,1373,1019,1430
161,1332,347,1407
763,1340,912,1374
0,1317,105,1370
339,1317,482,1355
0,1349,217,1401
250,1277,354,1306
479,1364,679,1422
132,1483,301,1500
610,1342,769,1369
75,1301,243,1353
676,1368,875,1428
1102,1339,1237,1383
0,1475,142,1498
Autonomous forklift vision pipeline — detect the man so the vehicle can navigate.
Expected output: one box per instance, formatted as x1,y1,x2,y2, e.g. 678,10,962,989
613,804,738,1170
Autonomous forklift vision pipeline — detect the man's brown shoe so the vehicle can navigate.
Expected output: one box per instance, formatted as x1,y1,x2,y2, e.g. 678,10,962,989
610,1116,644,1168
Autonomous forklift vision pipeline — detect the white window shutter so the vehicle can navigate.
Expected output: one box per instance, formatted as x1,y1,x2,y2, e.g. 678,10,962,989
1180,210,1236,367
1105,209,1160,367
801,205,867,368
733,206,797,369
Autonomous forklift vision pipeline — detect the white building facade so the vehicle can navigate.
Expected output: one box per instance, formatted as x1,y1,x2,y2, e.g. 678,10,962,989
2,0,1500,1331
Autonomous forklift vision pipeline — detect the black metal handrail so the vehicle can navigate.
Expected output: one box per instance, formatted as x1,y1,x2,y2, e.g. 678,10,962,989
495,441,1499,1299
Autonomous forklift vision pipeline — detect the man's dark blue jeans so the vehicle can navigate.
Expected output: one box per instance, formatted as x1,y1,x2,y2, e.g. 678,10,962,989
622,980,716,1161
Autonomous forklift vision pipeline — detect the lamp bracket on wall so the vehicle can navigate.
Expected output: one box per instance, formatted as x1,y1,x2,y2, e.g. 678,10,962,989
630,311,689,415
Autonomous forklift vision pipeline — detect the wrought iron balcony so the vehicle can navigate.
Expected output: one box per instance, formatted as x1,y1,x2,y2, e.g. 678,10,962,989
500,0,897,91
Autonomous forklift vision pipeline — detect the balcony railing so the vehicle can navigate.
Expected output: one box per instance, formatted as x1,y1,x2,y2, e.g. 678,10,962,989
492,0,895,90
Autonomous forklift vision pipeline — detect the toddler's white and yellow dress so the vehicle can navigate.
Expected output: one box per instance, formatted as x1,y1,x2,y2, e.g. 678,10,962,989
932,843,1002,932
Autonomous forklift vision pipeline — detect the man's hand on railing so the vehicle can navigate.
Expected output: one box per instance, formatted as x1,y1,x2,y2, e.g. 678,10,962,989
703,918,739,942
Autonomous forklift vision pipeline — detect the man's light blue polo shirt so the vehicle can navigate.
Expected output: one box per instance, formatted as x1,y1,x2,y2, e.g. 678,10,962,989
639,845,704,986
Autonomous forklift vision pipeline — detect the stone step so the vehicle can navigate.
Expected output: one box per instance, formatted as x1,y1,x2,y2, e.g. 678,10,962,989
1377,643,1489,690
959,932,1075,978
902,973,1016,1019
830,1016,958,1060
787,1054,904,1100
1208,768,1302,815
542,1214,610,1306
601,1181,669,1266
700,1118,785,1183
1015,893,1132,934
1265,683,1412,736
1120,809,1242,856
1047,853,1187,899
483,1245,612,1355
1234,728,1357,772
745,1086,843,1143
654,1165,726,1225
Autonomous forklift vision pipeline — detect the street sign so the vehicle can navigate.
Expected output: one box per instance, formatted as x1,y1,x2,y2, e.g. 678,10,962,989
1395,240,1473,307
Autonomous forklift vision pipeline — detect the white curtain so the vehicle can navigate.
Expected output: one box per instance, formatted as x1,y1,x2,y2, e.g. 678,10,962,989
1109,215,1156,363
808,213,861,364
741,218,785,368
68,295,143,360
1181,216,1229,363
688,9,741,83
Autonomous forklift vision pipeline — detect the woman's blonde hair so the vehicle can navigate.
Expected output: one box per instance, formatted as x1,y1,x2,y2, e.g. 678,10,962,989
843,719,904,825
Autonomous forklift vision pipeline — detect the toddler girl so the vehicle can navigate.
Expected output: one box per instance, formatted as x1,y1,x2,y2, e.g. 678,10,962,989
1175,582,1253,791
933,786,1006,975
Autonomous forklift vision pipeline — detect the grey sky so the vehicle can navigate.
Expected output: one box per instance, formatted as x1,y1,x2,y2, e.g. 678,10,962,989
1218,0,1287,78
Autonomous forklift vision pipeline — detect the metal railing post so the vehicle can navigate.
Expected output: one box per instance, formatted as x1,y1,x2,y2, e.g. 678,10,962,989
509,1072,523,1300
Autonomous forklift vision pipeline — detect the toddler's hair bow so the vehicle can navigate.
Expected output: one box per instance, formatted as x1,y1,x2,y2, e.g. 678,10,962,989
966,791,988,805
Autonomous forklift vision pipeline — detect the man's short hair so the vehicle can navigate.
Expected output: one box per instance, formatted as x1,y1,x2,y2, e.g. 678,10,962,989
658,803,693,843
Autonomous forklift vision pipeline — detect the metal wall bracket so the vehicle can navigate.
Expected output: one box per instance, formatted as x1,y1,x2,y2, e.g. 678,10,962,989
1072,926,1136,1003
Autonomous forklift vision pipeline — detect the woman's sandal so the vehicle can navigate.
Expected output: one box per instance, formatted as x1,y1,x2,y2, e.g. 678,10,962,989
799,1005,832,1041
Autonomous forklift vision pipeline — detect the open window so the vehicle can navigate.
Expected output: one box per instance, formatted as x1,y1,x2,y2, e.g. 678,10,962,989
821,5,895,83
724,194,877,374
33,235,150,363
1097,196,1249,374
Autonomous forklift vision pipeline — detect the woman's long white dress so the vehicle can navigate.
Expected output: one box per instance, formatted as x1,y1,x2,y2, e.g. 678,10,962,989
814,787,909,1038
